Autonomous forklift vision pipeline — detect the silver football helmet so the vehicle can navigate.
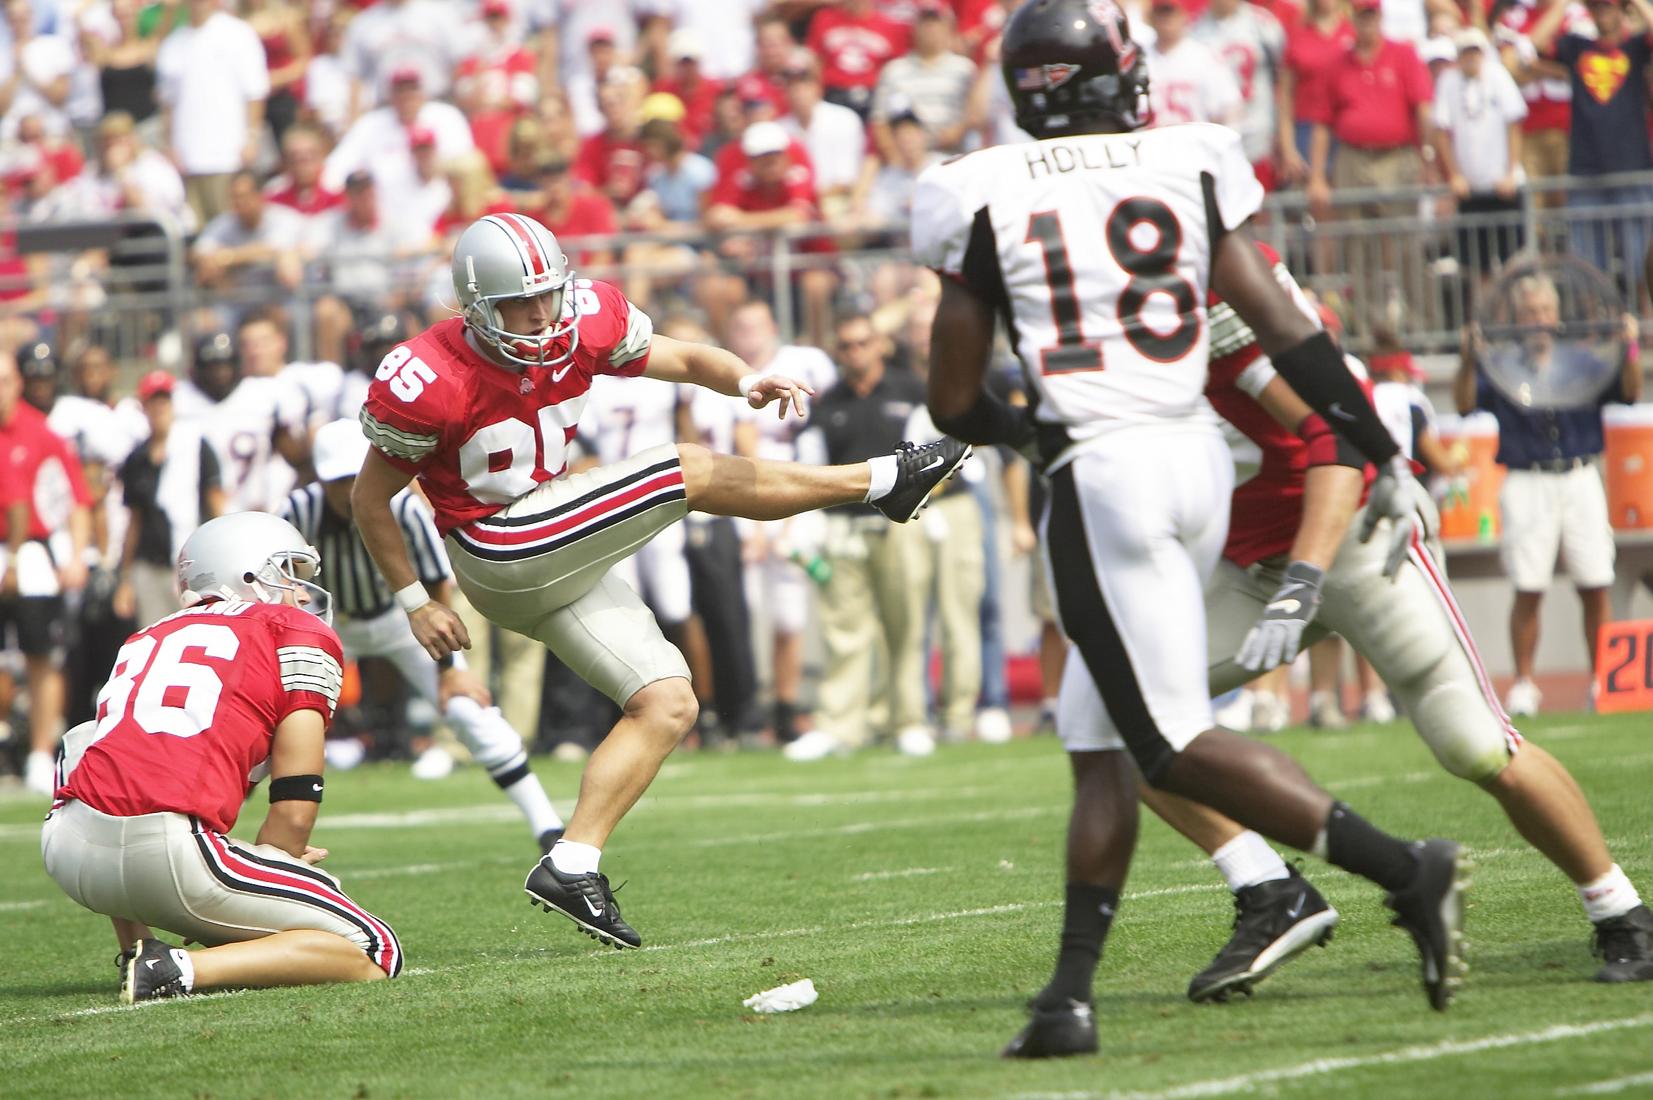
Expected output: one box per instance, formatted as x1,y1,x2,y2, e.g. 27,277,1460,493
176,512,331,624
452,212,581,369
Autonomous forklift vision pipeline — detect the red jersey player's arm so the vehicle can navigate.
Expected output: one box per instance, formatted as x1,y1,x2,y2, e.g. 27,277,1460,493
255,708,327,858
646,333,814,421
1251,375,1365,571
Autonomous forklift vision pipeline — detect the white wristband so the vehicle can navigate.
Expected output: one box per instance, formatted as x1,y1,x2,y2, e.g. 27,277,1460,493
737,372,763,399
394,582,430,615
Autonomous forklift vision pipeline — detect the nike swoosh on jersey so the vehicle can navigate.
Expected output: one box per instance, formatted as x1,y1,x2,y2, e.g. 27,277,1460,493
551,364,575,383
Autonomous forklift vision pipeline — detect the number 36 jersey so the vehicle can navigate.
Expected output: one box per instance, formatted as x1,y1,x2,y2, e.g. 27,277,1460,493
359,280,654,536
911,123,1264,468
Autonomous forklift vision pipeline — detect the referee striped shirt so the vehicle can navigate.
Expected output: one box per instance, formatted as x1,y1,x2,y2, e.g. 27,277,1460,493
280,484,450,620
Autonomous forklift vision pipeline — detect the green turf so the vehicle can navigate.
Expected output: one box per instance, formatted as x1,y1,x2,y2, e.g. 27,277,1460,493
1,714,1650,1099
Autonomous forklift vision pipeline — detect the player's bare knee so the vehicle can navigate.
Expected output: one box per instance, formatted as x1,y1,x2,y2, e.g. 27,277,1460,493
625,678,699,740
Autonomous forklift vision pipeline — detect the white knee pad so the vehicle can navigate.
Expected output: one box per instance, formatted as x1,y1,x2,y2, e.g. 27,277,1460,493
445,696,528,776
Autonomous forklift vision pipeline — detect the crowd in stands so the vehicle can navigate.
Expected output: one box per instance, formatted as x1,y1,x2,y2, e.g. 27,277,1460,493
1,0,1651,789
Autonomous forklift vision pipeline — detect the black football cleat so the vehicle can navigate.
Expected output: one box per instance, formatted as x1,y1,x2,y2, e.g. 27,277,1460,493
537,828,565,855
1592,904,1653,982
121,939,189,1004
1384,839,1470,1011
873,439,972,523
1188,866,1339,1003
1002,995,1098,1059
525,858,640,949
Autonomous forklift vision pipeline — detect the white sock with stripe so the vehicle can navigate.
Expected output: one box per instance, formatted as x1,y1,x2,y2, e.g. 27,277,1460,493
1578,864,1641,923
1211,831,1291,892
500,772,563,838
550,840,601,876
170,948,196,992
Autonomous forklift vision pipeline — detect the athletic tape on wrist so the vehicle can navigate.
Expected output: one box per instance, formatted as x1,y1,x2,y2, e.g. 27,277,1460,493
737,372,763,399
395,582,430,615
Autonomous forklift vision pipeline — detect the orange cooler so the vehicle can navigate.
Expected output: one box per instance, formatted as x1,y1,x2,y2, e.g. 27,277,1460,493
1436,413,1504,541
1604,404,1653,529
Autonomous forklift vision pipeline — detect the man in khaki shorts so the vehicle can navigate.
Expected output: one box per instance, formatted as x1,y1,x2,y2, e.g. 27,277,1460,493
351,212,969,948
43,512,402,1003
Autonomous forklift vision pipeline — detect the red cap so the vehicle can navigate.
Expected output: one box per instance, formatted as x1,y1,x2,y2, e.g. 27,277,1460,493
586,25,615,44
408,124,436,148
1351,0,1382,13
1369,350,1423,381
137,369,176,401
389,64,422,86
482,0,509,14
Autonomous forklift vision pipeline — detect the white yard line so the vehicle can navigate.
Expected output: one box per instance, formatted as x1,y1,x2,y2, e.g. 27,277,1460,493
1556,1070,1653,1096
853,867,946,881
0,899,46,912
1009,1015,1653,1100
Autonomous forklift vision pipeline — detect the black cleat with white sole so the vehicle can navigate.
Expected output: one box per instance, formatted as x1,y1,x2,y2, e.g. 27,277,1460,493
873,439,972,523
525,858,640,949
1188,866,1339,1003
1592,904,1653,982
1385,839,1470,1010
121,939,189,1004
1002,995,1098,1059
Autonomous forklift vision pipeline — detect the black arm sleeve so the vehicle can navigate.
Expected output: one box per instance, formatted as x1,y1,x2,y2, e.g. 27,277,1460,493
1270,332,1400,465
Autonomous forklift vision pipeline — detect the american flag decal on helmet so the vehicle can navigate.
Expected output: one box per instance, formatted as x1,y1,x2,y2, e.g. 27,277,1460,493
1017,63,1081,90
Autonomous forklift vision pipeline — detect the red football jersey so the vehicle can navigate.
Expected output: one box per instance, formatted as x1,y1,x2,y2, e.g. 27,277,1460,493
1205,249,1363,567
60,600,344,835
359,280,653,536
0,400,91,541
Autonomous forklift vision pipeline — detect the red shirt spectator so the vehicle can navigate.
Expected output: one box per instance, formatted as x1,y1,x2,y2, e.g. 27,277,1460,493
1497,0,1592,134
263,177,343,215
264,122,343,217
0,398,91,543
1283,9,1354,124
572,129,647,206
1321,35,1431,146
806,1,911,108
532,162,619,268
654,28,725,148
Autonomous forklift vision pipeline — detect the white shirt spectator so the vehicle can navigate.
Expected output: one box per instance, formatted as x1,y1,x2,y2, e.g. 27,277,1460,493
303,50,351,135
156,10,269,175
870,52,977,142
0,30,76,139
1146,37,1241,127
781,100,866,195
1191,3,1286,163
307,205,429,302
322,101,473,203
38,148,189,226
1434,58,1527,192
639,0,765,80
340,0,453,105
535,0,640,84
862,152,944,225
1380,0,1427,45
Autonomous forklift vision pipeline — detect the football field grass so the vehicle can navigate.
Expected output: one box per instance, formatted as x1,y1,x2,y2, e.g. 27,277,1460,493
1,713,1650,1099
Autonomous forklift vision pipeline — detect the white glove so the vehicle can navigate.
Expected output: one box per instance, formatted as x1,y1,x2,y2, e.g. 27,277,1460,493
1359,455,1421,579
1237,561,1324,671
743,978,818,1014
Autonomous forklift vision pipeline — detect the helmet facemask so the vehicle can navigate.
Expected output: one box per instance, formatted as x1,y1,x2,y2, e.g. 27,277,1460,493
183,547,332,624
461,256,583,370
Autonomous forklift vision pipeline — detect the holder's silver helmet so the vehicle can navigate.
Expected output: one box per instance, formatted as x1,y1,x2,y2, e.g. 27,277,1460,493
452,213,580,369
176,512,331,624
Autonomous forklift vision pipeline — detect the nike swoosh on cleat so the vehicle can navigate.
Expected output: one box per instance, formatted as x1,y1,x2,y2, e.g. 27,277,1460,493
583,896,604,917
919,456,945,473
145,959,159,970
1286,895,1305,920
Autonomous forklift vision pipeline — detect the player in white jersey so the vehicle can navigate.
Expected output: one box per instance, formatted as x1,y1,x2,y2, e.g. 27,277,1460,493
583,373,695,632
1191,0,1286,169
724,300,839,739
174,332,310,513
1144,0,1241,128
914,0,1467,1055
236,310,347,438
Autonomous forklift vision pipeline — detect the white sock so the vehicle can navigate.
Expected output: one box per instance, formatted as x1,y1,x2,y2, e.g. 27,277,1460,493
1579,864,1642,923
863,455,898,502
1310,826,1329,861
550,839,601,876
1041,696,1059,715
169,948,196,992
1211,831,1291,892
503,773,564,838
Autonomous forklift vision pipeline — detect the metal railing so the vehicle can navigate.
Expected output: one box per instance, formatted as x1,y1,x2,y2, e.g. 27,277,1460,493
2,170,1649,367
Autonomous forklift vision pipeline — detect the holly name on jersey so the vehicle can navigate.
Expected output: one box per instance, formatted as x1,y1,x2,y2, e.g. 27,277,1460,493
359,279,654,536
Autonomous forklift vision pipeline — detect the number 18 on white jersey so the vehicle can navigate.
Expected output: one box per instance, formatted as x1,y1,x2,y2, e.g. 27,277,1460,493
911,123,1263,468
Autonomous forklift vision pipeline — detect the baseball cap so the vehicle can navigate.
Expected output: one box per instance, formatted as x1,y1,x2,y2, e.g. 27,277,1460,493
482,0,510,16
641,91,687,124
1351,0,1382,13
312,418,372,483
408,124,436,148
1453,27,1491,53
1419,36,1458,64
389,64,422,87
345,169,375,190
667,27,704,61
587,25,616,45
740,120,789,158
137,370,176,401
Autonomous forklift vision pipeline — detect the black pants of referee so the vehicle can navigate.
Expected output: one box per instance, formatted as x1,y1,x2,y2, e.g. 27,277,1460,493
685,516,759,736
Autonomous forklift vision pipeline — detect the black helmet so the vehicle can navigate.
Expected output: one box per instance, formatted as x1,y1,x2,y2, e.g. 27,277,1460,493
349,312,408,374
1002,0,1151,138
192,331,239,400
18,342,57,380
